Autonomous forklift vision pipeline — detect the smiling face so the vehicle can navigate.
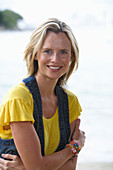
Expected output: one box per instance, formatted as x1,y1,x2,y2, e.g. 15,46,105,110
35,31,72,82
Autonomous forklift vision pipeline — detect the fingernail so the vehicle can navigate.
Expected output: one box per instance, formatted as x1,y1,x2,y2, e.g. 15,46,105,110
2,154,6,157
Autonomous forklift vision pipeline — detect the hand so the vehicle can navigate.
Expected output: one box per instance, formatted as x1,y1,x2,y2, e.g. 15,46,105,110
72,119,86,149
0,154,26,170
71,118,81,140
77,130,86,149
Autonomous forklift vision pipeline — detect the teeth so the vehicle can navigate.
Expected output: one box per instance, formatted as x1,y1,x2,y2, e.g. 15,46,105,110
49,66,60,70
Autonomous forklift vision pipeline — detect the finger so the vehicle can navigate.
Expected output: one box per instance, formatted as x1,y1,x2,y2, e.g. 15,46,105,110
2,154,15,160
72,121,80,140
0,164,12,170
81,131,85,135
0,163,5,169
0,157,6,165
75,118,80,132
0,164,4,169
81,131,86,139
0,156,14,168
76,118,81,123
0,158,10,169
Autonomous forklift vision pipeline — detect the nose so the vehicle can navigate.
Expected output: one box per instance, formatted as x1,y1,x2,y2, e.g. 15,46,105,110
51,52,59,62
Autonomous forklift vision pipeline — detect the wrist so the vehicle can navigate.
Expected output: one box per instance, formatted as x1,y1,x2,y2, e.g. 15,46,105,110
66,140,81,157
77,139,83,149
65,145,74,157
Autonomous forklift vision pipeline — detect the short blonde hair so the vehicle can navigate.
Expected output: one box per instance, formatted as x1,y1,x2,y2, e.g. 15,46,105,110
24,18,79,86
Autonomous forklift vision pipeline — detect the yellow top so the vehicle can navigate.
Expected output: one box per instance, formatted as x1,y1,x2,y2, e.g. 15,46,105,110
0,84,82,155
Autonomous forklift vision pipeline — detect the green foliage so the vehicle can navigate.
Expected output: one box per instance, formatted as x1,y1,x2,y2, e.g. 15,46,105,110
0,9,23,29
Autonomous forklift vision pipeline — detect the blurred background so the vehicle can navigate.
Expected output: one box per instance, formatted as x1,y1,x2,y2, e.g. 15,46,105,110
0,0,113,165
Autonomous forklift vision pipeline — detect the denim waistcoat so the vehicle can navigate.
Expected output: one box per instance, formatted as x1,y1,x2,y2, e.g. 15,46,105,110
0,75,70,158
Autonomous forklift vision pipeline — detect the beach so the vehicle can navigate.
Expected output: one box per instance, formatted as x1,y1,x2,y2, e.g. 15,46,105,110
77,162,113,170
0,28,113,164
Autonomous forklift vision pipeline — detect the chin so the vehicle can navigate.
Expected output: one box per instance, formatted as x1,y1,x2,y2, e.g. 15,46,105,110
46,74,61,81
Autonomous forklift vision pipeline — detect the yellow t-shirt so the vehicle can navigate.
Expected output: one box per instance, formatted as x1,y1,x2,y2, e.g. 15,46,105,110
0,84,82,155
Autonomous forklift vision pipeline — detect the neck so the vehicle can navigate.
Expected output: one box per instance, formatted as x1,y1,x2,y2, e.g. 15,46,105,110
35,74,58,97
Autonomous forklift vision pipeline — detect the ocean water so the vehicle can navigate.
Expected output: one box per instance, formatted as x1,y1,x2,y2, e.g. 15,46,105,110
0,26,113,163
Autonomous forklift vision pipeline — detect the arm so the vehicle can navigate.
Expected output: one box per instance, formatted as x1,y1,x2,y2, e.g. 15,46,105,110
57,158,76,170
69,118,81,141
0,118,85,170
57,118,85,170
0,153,76,170
0,154,26,170
10,121,74,170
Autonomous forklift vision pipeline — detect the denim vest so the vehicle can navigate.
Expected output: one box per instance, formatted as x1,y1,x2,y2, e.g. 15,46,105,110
0,75,70,158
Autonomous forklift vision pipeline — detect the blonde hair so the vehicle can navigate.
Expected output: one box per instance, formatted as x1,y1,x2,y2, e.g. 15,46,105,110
24,18,79,86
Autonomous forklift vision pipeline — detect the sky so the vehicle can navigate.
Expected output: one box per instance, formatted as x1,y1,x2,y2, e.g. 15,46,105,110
0,0,113,28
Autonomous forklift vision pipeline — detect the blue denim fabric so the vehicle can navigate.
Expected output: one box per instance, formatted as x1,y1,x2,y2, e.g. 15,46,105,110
0,75,70,158
0,138,19,159
23,76,70,155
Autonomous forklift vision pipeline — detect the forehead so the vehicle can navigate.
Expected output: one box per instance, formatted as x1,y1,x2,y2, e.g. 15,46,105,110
42,31,71,49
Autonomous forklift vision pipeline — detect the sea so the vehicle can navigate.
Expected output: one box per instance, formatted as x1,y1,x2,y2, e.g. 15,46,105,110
0,25,113,163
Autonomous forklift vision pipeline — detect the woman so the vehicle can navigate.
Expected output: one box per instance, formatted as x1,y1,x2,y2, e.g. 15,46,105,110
0,18,85,170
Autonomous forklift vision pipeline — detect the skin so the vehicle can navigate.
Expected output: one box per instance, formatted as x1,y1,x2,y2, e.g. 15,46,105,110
35,32,72,118
0,119,84,170
0,32,85,170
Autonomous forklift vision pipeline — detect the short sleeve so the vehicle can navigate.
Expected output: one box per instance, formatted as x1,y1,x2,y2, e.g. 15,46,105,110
65,89,82,124
0,84,34,134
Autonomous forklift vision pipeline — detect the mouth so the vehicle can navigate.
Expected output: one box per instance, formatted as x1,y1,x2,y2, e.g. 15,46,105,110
47,65,62,71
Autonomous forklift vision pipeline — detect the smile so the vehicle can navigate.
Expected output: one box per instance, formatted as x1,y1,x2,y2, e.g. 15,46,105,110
48,66,61,70
49,66,61,70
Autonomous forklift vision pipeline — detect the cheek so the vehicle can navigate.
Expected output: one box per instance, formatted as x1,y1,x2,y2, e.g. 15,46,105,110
38,54,48,63
63,57,71,65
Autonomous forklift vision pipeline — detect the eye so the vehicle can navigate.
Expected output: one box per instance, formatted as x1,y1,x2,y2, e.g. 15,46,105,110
60,50,67,54
44,49,52,54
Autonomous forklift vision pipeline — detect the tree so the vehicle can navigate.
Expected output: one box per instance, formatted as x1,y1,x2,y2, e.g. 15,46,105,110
0,9,23,29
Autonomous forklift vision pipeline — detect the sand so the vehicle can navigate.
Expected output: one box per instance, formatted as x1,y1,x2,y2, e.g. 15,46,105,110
77,162,113,170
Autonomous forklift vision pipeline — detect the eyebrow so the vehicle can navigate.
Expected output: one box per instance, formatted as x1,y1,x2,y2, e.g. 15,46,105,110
42,48,52,50
42,48,70,51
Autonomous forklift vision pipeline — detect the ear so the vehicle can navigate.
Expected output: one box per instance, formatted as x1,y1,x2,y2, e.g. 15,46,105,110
35,53,38,61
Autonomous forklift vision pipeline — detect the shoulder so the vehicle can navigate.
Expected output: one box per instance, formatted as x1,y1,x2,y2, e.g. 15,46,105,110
64,88,82,123
64,88,82,113
2,83,33,105
64,88,78,103
0,83,34,127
